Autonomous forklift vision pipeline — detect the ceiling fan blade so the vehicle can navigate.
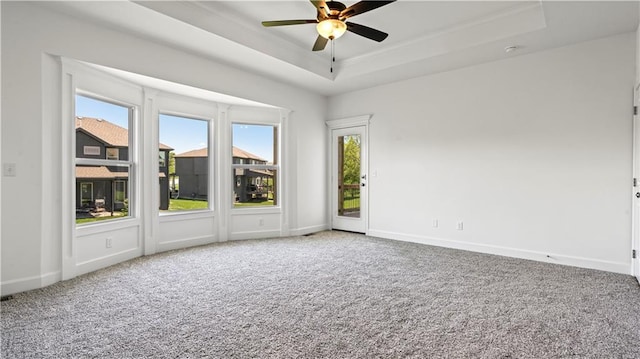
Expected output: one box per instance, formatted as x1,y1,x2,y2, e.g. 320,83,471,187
310,0,329,18
340,1,396,19
312,35,329,51
262,20,317,27
346,22,388,42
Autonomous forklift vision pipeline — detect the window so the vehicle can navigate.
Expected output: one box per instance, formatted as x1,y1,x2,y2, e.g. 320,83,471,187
80,182,93,207
106,148,119,160
83,146,100,156
232,123,278,208
114,180,126,203
75,94,133,225
158,114,209,212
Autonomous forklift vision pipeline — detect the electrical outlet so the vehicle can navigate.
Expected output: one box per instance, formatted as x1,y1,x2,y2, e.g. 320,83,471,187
432,219,438,228
456,221,464,231
3,163,16,177
106,238,112,248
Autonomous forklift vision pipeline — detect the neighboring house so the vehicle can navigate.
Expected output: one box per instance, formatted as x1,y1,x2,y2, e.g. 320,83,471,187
174,147,272,202
75,117,174,211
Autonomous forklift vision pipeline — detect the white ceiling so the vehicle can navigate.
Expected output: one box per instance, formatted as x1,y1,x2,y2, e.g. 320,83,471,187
47,1,639,96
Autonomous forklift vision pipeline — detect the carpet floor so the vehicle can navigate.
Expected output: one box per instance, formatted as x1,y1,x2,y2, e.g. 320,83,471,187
2,231,640,358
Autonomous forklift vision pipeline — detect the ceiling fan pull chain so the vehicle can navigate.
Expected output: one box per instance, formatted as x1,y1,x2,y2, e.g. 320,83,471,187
333,39,336,63
330,39,334,73
330,39,338,73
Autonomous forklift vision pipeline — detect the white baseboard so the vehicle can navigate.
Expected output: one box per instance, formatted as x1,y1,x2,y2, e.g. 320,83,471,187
1,271,61,296
76,248,142,277
368,229,631,275
289,224,330,236
2,274,42,296
41,271,62,288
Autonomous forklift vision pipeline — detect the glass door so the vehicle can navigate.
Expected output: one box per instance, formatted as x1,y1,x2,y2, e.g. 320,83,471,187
332,126,367,233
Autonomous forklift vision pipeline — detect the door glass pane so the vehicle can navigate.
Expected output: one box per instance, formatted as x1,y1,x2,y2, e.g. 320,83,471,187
338,135,361,218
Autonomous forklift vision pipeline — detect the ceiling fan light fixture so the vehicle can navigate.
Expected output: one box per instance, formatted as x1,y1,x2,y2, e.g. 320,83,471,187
316,19,347,40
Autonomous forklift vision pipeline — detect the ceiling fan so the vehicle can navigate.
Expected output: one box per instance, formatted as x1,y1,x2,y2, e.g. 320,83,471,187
262,0,396,52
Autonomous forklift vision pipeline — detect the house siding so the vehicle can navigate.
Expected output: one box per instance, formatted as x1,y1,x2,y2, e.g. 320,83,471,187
175,157,208,199
159,149,171,209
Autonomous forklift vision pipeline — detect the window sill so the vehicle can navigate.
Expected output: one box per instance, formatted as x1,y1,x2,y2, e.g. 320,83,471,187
76,217,141,237
159,210,215,223
231,207,282,216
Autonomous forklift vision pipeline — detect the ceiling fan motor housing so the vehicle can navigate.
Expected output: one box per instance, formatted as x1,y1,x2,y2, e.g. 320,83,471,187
324,1,347,19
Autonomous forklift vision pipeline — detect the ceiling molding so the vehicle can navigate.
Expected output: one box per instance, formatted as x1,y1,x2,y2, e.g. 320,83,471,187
336,2,546,79
135,1,332,79
40,1,639,96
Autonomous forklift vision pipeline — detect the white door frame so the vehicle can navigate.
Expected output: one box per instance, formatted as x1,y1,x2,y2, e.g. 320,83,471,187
633,84,640,283
326,115,371,234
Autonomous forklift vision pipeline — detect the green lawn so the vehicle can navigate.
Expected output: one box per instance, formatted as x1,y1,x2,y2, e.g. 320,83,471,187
234,199,275,208
76,213,126,225
168,198,209,211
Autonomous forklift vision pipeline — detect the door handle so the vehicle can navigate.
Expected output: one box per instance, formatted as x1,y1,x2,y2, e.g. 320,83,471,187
636,192,640,198
361,174,366,180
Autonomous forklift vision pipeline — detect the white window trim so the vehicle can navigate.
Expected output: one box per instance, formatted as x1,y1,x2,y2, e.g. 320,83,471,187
231,122,281,211
59,57,291,281
74,93,135,219
61,58,143,280
153,92,218,217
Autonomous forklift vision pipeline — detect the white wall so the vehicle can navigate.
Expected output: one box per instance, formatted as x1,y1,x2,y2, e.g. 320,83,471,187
1,2,328,294
637,5,640,86
329,33,635,274
634,14,640,280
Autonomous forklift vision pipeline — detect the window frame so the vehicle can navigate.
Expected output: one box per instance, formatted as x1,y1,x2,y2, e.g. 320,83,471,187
158,112,211,213
155,94,217,217
231,121,280,210
74,92,137,226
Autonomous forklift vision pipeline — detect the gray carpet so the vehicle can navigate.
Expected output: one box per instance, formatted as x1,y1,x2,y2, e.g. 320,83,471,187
2,231,640,358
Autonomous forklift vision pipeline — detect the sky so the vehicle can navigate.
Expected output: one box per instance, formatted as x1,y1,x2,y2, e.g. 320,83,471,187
75,95,274,162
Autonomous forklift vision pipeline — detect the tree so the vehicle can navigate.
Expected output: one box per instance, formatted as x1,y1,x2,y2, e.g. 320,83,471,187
342,136,361,185
168,151,177,191
168,151,176,176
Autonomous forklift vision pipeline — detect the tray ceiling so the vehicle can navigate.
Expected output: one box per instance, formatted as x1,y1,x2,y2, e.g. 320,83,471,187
46,1,639,95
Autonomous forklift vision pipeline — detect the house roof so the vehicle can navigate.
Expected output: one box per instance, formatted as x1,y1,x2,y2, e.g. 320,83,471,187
75,117,173,150
76,166,166,179
175,146,267,162
232,147,267,162
234,168,273,178
175,147,208,158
